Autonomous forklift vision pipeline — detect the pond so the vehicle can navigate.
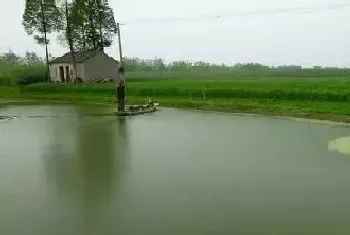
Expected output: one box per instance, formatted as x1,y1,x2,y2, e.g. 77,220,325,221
1,105,350,235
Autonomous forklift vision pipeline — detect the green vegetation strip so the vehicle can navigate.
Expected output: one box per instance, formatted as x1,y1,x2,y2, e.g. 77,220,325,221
1,77,350,122
21,77,350,102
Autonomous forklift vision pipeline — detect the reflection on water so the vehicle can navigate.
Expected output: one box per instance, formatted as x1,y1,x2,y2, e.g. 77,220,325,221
0,105,130,235
3,106,350,235
43,114,129,234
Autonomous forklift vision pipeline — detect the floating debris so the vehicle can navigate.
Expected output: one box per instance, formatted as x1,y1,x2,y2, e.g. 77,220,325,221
0,116,15,123
328,136,350,156
115,103,159,116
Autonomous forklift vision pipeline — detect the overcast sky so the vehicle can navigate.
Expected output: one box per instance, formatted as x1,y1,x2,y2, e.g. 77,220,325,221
1,0,350,66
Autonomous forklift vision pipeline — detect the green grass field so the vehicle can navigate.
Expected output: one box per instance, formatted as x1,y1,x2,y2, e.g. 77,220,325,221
1,77,350,122
20,77,350,101
19,76,350,102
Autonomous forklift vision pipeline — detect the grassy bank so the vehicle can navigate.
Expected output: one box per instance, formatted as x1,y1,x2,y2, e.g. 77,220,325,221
1,77,350,122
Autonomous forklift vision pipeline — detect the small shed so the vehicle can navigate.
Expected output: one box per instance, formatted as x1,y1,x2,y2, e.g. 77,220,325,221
49,50,119,83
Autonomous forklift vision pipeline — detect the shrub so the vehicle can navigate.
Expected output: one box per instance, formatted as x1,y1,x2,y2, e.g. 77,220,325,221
0,51,46,86
15,66,46,85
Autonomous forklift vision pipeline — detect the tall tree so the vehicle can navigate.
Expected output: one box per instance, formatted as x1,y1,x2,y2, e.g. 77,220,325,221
96,0,104,49
58,0,117,52
96,0,117,50
71,0,88,51
22,0,61,82
63,0,78,82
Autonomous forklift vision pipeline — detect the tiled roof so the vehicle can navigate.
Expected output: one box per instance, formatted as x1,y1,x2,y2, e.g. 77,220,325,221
50,50,99,64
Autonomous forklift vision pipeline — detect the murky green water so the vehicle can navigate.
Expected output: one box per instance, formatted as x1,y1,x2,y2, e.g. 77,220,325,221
1,105,350,235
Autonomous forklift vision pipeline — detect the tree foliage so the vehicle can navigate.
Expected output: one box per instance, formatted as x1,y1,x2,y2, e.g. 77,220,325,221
59,0,117,51
22,0,61,45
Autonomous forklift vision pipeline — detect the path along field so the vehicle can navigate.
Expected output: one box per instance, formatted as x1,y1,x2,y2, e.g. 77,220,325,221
1,76,350,122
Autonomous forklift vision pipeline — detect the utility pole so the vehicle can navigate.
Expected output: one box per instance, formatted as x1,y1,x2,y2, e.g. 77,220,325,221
117,22,123,68
116,22,126,112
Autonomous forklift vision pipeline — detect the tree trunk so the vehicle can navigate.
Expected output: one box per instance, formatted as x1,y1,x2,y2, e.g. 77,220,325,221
88,0,97,49
40,0,50,82
44,32,50,82
98,15,103,50
82,26,86,51
65,0,78,82
96,0,104,51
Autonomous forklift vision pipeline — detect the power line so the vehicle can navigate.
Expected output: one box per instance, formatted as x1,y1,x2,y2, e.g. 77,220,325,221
119,3,350,26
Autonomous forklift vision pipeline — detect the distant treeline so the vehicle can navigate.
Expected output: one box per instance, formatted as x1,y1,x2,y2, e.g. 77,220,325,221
1,51,350,87
124,58,350,78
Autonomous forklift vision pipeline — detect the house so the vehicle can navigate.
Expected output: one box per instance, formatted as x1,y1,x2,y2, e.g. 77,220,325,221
49,50,119,83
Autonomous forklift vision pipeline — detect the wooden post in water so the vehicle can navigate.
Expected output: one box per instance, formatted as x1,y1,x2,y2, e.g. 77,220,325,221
116,23,126,112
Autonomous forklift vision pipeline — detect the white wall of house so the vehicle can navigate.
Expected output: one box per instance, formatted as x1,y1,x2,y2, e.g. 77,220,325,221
76,63,85,79
83,51,118,82
49,63,84,82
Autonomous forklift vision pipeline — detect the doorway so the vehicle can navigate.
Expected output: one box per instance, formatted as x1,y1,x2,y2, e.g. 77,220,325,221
59,66,64,82
65,66,70,83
